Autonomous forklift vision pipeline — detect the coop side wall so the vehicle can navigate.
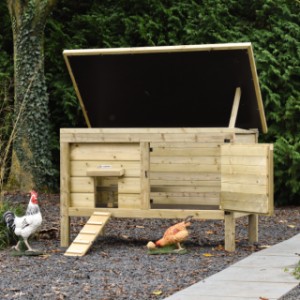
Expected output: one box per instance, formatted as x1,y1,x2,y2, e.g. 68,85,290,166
61,128,257,210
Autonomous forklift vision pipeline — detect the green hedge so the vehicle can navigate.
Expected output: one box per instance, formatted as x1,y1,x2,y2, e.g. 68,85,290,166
1,0,299,204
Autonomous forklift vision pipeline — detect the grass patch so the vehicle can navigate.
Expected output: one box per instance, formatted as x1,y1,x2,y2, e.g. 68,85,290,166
0,201,24,250
292,260,300,280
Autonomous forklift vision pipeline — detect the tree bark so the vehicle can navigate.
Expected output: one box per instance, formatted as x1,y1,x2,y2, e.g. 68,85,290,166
7,0,57,191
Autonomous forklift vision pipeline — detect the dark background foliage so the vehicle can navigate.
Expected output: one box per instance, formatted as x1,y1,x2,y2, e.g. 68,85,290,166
0,0,299,205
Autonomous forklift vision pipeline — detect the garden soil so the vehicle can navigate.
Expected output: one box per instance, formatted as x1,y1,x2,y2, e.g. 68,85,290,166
0,193,299,300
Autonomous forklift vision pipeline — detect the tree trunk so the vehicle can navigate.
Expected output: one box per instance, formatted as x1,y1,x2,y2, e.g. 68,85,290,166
7,0,57,191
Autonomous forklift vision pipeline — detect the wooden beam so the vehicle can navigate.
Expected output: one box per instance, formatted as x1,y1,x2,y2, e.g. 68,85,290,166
140,142,150,210
224,211,236,251
60,142,71,247
229,87,241,128
68,207,225,220
248,214,258,243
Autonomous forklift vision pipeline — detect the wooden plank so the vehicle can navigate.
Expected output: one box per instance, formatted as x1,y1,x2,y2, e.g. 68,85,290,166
150,172,221,181
86,167,124,177
247,46,268,133
71,161,140,177
221,174,267,185
150,194,220,206
70,177,95,193
268,145,274,215
221,183,267,194
221,144,269,156
221,164,268,176
221,192,269,213
64,212,111,256
151,185,221,193
140,142,150,210
68,207,225,220
151,156,220,164
151,147,220,156
118,194,142,209
221,156,267,166
70,143,140,161
63,43,252,57
61,127,253,135
235,132,258,143
60,142,71,247
61,132,235,144
150,179,220,187
151,142,223,148
229,87,241,128
150,163,219,173
119,177,141,193
70,193,95,207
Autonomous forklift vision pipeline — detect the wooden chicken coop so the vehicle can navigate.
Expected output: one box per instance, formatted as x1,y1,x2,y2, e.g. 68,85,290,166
60,43,273,255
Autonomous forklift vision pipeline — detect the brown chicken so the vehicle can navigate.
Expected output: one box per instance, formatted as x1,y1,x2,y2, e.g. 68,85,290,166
147,216,192,251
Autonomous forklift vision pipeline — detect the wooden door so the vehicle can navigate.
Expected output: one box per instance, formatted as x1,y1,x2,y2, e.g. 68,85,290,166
220,144,273,215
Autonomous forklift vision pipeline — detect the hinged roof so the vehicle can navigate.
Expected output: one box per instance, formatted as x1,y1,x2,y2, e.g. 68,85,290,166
63,43,267,133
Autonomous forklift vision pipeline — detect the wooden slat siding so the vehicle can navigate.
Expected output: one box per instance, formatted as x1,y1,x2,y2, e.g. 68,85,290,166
150,179,220,187
71,177,94,193
151,164,219,173
71,161,141,177
220,144,272,215
70,193,95,207
151,157,219,164
70,143,140,161
69,142,142,209
222,174,268,185
149,141,223,207
119,194,143,209
150,172,220,181
150,194,220,206
119,177,141,193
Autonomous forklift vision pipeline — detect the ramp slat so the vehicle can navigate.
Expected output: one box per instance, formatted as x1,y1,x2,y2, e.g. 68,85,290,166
64,212,111,256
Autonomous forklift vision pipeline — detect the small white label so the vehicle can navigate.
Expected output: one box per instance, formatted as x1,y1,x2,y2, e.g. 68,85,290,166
97,164,112,169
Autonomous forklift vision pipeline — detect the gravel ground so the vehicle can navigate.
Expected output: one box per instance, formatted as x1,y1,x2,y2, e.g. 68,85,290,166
0,193,299,300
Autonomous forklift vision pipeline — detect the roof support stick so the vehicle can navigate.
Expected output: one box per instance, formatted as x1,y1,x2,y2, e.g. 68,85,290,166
228,87,241,128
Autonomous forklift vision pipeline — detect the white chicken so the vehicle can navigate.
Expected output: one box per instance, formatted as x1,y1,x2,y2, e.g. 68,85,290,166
3,190,42,252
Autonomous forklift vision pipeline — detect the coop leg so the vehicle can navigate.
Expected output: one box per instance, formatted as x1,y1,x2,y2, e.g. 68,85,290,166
224,212,235,252
248,214,258,243
60,215,70,247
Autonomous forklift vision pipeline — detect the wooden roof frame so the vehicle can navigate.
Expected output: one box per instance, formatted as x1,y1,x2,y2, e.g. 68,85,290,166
63,42,267,133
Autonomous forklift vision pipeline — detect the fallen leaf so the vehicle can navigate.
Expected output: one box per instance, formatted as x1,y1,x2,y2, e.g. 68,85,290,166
214,244,224,251
152,290,163,296
288,224,296,228
259,297,269,300
203,253,214,257
206,230,214,235
136,225,145,229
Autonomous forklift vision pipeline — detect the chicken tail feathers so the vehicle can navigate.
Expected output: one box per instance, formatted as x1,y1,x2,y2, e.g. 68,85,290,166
3,211,15,231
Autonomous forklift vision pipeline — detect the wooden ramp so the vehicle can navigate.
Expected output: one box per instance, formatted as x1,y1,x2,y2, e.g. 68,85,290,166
64,212,111,256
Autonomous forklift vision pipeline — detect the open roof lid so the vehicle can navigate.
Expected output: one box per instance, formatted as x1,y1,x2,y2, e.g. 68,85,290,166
63,42,267,133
